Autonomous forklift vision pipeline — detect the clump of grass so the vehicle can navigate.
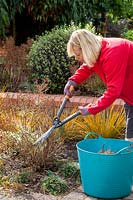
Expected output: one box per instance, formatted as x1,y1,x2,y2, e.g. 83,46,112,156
74,103,126,139
0,96,66,170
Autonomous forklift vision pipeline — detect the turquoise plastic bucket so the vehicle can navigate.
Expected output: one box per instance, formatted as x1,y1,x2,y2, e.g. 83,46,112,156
76,132,133,199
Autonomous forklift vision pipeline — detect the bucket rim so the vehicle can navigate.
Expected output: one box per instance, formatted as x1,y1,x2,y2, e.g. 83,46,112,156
76,138,133,156
76,144,116,156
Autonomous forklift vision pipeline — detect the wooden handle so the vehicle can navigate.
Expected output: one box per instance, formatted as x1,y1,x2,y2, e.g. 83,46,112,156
65,85,74,99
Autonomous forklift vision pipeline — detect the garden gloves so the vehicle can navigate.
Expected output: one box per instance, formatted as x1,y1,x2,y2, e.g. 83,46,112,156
78,105,90,116
64,80,90,116
64,80,77,97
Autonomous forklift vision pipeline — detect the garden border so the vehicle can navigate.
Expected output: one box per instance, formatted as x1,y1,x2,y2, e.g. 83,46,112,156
0,92,124,109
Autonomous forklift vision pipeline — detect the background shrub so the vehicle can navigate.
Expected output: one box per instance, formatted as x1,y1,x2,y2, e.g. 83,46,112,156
0,37,33,92
28,23,96,94
78,74,106,97
123,29,133,41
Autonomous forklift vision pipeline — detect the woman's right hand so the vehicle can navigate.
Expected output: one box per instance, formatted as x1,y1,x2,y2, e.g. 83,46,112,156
64,80,77,98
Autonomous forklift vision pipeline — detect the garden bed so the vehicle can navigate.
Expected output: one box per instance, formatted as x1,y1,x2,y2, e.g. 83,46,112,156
0,92,125,197
0,139,80,198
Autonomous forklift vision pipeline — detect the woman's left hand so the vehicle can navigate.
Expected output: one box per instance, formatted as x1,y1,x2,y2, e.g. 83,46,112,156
78,105,90,116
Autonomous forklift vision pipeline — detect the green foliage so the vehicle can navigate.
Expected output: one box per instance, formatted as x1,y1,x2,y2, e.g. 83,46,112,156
0,0,9,37
79,74,106,97
59,161,80,179
28,23,78,94
28,23,95,94
41,174,68,195
0,0,24,38
21,0,133,35
41,161,80,195
94,0,133,19
11,171,32,184
16,0,133,29
123,29,133,41
1,0,133,40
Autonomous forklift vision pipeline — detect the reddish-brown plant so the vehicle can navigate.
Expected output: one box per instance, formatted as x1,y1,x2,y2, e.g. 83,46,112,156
1,37,32,92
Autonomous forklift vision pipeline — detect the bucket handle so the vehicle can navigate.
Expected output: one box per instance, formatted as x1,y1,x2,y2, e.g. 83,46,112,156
116,145,133,154
84,132,102,139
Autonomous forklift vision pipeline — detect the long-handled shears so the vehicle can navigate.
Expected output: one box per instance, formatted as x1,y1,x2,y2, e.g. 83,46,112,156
34,86,81,144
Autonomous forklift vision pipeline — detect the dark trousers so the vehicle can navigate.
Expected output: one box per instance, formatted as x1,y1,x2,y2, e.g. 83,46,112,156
124,102,133,139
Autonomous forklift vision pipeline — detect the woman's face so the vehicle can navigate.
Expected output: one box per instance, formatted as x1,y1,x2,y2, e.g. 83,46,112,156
73,46,84,63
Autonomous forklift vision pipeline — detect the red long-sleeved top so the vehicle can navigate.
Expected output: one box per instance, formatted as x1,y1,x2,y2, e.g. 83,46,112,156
69,38,133,115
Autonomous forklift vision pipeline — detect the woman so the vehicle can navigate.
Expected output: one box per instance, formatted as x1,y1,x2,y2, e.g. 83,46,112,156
64,29,133,140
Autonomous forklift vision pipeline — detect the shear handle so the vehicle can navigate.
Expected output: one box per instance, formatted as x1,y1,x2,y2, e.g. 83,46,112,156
56,111,81,128
56,97,68,118
56,86,74,118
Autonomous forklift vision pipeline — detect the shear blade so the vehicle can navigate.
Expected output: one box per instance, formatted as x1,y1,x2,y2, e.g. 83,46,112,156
34,126,55,145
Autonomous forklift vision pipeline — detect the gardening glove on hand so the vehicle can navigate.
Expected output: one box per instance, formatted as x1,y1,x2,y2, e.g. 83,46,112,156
78,105,90,116
64,80,77,98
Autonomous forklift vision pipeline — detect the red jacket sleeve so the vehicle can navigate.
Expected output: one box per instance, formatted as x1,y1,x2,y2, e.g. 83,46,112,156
69,64,94,84
88,40,130,114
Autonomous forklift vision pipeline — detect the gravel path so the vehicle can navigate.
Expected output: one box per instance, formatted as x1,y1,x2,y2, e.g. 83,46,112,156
0,186,133,200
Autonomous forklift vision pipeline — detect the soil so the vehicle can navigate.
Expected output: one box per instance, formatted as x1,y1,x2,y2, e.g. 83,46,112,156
63,140,78,160
0,140,79,198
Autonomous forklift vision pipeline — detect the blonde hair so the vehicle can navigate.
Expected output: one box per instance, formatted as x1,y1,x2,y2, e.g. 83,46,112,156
67,29,102,67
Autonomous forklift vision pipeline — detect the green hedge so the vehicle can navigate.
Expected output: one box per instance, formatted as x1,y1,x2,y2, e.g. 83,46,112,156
28,23,95,94
123,29,133,41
